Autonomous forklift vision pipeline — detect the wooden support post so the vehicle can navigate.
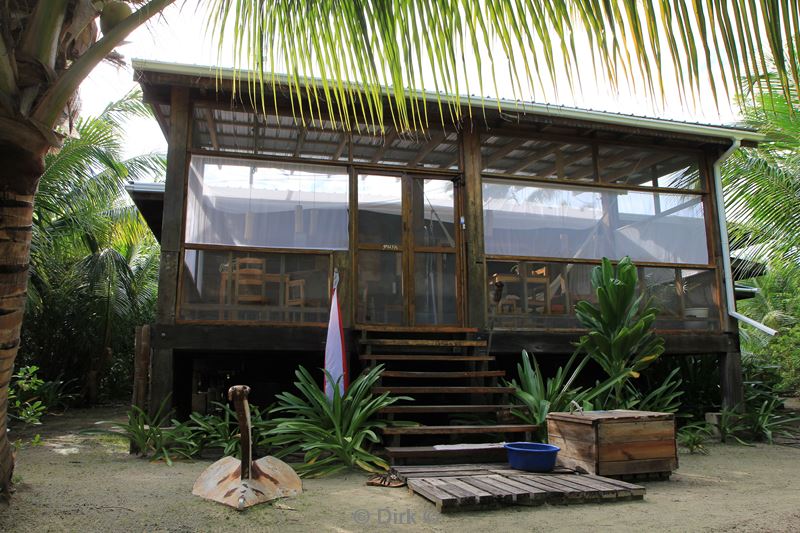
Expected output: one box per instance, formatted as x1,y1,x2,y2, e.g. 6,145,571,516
132,325,151,411
149,348,174,417
460,123,487,329
156,86,191,324
131,324,151,454
721,330,744,410
151,86,191,415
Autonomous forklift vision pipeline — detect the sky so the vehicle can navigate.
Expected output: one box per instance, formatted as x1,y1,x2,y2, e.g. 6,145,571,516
80,4,743,160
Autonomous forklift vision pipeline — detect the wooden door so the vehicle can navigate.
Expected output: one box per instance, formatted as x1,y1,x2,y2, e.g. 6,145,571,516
355,173,462,326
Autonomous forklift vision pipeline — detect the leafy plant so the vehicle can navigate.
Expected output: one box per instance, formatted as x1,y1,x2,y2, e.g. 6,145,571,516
621,368,684,413
740,380,800,444
35,376,77,413
744,396,800,444
506,350,629,441
575,257,665,407
762,324,800,395
677,422,713,455
185,402,275,458
716,408,750,445
266,365,413,478
84,396,196,465
8,366,47,425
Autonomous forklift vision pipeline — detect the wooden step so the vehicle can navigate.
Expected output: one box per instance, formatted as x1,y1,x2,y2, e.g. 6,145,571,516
360,354,494,362
381,370,505,379
360,339,487,347
385,444,508,463
374,386,515,394
380,404,518,414
382,424,537,436
357,325,478,333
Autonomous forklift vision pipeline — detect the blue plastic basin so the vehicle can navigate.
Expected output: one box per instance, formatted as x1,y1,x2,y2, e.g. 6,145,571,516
504,442,560,472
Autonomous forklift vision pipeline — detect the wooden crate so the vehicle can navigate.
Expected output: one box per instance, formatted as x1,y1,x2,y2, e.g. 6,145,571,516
546,410,677,477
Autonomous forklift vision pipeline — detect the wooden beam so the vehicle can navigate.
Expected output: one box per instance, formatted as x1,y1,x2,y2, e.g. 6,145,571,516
150,86,191,416
720,328,744,410
507,143,563,174
409,130,447,167
370,129,398,163
152,103,170,141
516,145,593,178
490,331,734,355
157,86,191,323
151,323,330,351
203,108,220,150
292,128,308,157
484,138,528,166
333,133,349,160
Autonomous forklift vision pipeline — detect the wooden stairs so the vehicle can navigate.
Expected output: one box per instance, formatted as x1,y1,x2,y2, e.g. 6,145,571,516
358,328,535,465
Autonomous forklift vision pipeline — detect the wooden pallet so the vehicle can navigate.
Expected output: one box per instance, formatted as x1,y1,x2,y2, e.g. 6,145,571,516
392,463,646,513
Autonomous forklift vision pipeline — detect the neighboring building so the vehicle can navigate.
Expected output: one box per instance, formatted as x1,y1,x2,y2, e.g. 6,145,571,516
129,61,761,456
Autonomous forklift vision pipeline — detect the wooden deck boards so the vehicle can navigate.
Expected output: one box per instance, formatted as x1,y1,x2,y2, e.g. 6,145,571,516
391,463,646,513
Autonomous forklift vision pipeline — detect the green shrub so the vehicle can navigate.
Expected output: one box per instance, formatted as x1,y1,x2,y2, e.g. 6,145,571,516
266,365,414,477
8,365,79,426
764,323,800,395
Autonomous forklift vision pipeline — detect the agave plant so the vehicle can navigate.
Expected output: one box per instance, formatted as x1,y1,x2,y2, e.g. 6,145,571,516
575,257,665,407
266,365,413,478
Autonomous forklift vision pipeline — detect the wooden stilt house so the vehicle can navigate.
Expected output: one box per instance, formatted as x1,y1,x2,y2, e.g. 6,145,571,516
128,60,762,463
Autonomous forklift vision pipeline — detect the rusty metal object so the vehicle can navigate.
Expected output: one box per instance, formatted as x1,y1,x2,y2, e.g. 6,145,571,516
192,385,302,510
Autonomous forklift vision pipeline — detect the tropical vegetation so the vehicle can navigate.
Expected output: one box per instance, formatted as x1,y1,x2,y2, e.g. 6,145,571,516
509,257,680,440
2,0,799,495
17,91,163,404
723,64,800,398
267,365,413,478
96,365,412,477
575,257,666,406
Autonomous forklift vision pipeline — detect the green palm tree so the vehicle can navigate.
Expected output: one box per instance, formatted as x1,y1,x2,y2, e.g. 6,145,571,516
724,69,800,268
1,0,799,496
23,90,163,405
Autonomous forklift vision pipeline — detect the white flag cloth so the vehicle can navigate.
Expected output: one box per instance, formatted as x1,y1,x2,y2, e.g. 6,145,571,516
324,285,348,400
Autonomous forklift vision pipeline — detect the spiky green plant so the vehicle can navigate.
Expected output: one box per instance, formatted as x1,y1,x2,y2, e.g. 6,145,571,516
266,365,412,477
677,422,713,455
575,257,665,407
506,349,631,441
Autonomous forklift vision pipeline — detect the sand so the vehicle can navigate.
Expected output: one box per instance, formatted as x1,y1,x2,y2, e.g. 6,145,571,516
2,406,799,532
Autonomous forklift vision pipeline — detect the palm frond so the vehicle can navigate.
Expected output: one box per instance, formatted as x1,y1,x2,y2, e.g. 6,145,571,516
199,1,800,133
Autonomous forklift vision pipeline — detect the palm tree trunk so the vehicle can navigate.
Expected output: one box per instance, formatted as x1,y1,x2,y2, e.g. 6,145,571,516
0,139,47,495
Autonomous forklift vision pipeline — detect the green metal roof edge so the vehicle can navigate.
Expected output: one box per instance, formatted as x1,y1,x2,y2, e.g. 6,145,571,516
132,59,765,143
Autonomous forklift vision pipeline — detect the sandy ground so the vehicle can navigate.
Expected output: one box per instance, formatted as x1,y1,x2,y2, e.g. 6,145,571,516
2,406,800,533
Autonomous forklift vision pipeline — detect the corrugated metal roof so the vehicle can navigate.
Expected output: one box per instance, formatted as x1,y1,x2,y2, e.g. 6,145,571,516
132,59,764,143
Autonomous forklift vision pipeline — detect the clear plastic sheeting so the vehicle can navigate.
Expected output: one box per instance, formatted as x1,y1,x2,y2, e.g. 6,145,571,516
597,145,702,189
487,259,719,331
180,248,331,323
185,155,349,250
483,179,709,265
